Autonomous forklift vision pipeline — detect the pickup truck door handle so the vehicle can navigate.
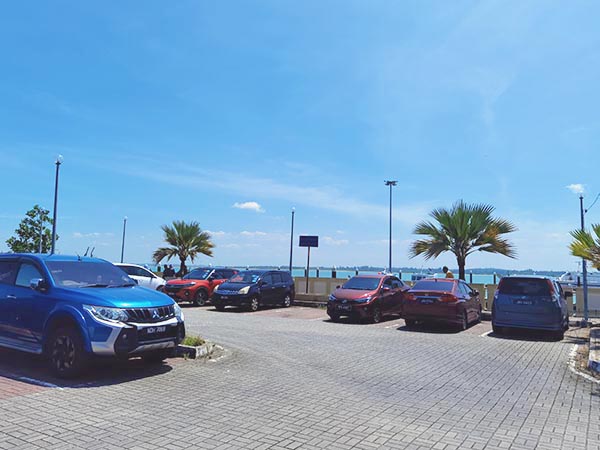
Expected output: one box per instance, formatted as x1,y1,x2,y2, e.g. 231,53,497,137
6,295,16,300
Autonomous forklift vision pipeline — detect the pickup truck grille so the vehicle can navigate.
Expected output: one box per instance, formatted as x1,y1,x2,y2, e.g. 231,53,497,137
126,305,175,323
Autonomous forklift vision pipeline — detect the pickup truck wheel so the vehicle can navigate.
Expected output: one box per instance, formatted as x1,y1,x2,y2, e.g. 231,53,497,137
193,290,208,307
47,326,89,379
248,297,260,312
492,324,503,335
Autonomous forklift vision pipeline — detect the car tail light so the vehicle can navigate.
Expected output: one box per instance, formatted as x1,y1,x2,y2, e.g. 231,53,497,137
404,293,416,302
546,280,555,296
439,294,458,303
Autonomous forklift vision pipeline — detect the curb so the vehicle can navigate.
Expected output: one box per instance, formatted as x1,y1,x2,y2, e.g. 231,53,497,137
589,329,600,374
292,300,327,308
177,341,216,359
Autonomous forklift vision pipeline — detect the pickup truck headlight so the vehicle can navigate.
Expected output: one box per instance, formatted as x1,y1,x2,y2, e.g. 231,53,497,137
239,286,250,294
353,296,372,304
84,305,129,323
173,303,184,321
328,294,337,301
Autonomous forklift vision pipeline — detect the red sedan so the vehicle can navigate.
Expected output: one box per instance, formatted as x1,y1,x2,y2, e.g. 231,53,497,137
403,278,482,330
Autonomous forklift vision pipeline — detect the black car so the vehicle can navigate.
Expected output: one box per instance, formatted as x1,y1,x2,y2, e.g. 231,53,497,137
212,270,295,312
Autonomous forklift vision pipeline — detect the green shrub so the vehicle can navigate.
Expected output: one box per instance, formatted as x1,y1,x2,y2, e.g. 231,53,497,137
182,335,206,347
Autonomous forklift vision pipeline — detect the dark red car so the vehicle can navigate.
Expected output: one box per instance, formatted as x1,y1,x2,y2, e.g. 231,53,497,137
403,278,482,330
327,274,408,323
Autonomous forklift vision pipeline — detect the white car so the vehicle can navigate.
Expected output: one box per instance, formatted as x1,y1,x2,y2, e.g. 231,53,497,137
114,263,166,291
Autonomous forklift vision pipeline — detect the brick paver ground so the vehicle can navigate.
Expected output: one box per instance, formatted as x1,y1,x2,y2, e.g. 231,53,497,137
0,306,599,449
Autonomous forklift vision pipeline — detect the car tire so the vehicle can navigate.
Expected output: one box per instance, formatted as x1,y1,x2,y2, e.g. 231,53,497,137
492,324,503,335
248,297,260,312
329,314,340,323
282,294,292,308
552,330,565,341
193,290,208,307
142,349,174,364
47,326,89,379
459,311,468,331
371,306,382,324
405,319,417,328
214,303,225,312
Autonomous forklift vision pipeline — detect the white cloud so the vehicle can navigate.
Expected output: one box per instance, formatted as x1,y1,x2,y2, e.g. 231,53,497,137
233,202,265,213
207,230,227,237
240,231,268,237
322,236,349,246
566,184,585,194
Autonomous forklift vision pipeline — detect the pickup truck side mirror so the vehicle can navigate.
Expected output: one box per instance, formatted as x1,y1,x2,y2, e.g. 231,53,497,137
472,289,480,297
381,286,391,292
30,278,48,292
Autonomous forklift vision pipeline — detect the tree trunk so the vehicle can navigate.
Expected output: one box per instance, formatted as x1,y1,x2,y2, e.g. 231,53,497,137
457,256,466,281
179,258,187,277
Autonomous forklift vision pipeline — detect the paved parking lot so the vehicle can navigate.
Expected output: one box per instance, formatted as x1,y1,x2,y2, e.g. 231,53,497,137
1,305,599,449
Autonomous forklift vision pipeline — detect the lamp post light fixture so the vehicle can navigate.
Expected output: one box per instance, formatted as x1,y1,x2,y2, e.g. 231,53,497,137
289,207,295,274
50,155,63,255
120,216,128,263
384,180,397,274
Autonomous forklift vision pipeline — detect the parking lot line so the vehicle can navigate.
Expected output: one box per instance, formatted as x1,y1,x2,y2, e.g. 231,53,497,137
480,330,493,337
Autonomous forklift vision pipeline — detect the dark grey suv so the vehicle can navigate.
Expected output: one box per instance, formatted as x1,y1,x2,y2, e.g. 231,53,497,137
212,270,295,312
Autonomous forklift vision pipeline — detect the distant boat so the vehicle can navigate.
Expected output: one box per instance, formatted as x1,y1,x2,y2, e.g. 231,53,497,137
557,271,600,286
411,272,436,281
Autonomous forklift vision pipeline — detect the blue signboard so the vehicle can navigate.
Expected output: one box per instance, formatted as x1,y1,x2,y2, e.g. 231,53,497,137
299,235,318,247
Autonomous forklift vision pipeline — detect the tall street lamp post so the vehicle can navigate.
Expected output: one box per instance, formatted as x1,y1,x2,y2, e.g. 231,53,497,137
579,195,589,325
289,207,295,274
50,155,63,255
384,180,397,274
120,216,128,263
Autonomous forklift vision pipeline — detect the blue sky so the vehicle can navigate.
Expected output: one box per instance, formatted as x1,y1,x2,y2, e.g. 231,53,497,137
1,1,599,271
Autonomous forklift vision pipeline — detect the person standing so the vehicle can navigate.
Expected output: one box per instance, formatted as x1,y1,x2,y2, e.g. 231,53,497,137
443,266,454,279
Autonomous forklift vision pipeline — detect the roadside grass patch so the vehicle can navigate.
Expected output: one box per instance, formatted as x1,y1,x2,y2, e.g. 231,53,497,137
182,335,206,347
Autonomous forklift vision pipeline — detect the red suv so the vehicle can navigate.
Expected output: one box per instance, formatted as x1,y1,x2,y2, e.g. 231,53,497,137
327,274,408,323
164,267,238,306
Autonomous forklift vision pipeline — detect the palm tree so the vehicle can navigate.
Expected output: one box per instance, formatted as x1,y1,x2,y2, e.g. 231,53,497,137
153,220,214,275
409,201,517,280
569,224,600,269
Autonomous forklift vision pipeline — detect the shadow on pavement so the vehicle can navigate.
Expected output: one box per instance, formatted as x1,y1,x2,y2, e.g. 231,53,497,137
0,347,173,389
396,322,464,334
486,328,564,342
327,315,402,326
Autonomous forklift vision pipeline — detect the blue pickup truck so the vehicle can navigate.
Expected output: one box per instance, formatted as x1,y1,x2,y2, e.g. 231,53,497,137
0,254,185,377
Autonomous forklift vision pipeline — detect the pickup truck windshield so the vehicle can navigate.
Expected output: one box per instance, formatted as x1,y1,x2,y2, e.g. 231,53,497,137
47,261,134,288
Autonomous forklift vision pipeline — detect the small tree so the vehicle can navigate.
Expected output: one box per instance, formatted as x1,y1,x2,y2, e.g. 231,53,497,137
410,201,517,280
569,224,600,269
6,205,56,253
152,220,214,275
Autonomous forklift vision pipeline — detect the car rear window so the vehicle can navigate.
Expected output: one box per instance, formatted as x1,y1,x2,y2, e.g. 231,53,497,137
498,278,551,296
411,280,455,291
